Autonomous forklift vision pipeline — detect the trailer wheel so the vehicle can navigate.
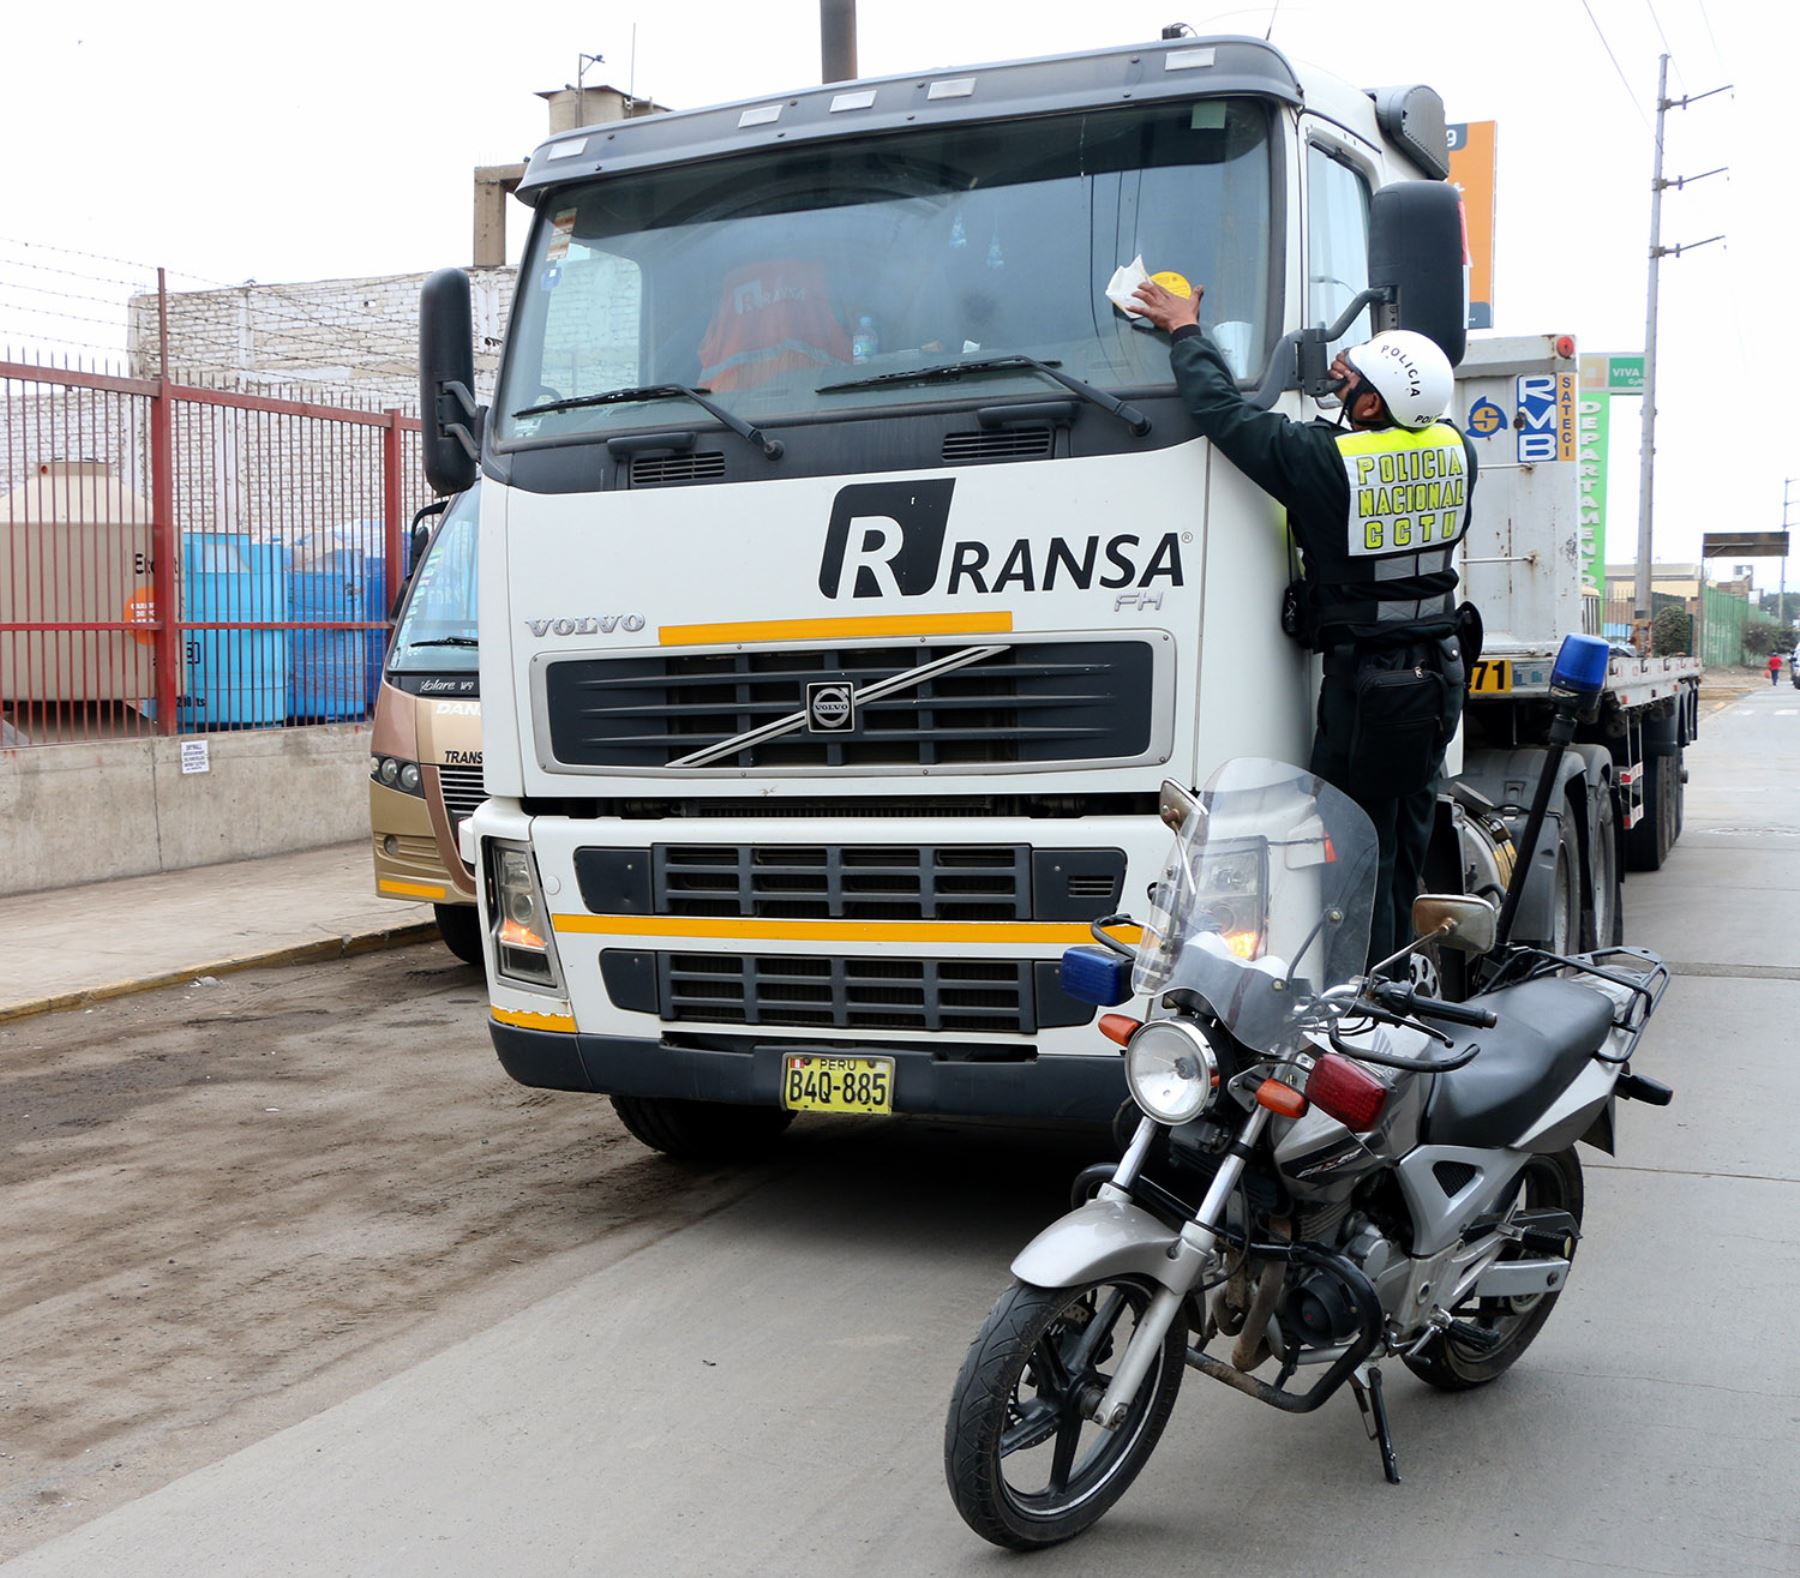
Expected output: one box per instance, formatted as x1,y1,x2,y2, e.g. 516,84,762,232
1550,815,1581,956
1582,782,1623,950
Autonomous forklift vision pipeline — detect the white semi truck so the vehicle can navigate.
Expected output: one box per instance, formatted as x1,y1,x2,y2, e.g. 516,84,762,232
419,35,1700,1157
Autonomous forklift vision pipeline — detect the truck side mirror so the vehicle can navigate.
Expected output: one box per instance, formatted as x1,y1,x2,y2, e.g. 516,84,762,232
420,268,480,496
1368,182,1467,367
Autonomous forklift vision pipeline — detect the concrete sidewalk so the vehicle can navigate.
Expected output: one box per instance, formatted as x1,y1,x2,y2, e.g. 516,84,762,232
0,843,440,1023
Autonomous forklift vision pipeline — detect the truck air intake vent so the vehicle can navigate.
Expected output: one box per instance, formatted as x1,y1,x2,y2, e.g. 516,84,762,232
941,427,1052,464
630,451,726,485
650,843,1030,921
657,952,1036,1034
541,639,1157,773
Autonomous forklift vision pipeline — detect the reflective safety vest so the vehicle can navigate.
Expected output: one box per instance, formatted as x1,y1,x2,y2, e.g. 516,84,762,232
1308,422,1474,644
696,259,852,393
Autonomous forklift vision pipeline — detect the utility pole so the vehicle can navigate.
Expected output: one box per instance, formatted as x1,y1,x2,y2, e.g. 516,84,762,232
1783,478,1797,629
821,0,857,83
1633,53,1731,648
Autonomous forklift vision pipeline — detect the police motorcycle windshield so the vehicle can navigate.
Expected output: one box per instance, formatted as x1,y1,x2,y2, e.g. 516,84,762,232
1132,758,1378,1054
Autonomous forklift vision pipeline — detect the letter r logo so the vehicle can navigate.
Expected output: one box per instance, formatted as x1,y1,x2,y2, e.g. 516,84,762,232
818,480,955,598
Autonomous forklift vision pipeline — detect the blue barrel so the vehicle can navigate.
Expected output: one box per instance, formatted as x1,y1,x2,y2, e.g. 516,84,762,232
287,549,371,721
179,535,288,730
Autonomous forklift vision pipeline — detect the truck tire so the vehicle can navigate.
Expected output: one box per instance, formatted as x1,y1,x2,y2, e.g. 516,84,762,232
610,1095,794,1161
434,903,485,968
1550,814,1581,955
1584,783,1622,950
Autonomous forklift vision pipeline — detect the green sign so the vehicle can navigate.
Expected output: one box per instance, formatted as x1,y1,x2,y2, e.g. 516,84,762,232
1600,354,1644,394
1577,389,1610,591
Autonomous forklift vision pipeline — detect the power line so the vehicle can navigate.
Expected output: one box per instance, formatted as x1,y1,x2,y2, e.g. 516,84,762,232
1644,0,1685,89
1581,0,1655,133
1693,0,1725,69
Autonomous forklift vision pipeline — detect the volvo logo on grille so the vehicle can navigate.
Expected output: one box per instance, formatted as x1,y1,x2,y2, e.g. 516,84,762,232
805,682,855,733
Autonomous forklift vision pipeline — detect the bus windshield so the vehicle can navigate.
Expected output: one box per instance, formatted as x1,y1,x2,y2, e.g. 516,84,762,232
496,97,1274,444
388,490,478,674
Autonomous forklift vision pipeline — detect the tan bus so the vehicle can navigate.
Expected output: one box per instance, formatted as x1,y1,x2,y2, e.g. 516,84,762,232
369,487,484,965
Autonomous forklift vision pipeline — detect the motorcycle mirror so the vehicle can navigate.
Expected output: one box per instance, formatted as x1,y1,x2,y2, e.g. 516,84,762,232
1159,778,1199,832
1411,894,1498,955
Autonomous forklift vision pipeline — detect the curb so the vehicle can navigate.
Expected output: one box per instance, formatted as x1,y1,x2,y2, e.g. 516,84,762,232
0,920,443,1027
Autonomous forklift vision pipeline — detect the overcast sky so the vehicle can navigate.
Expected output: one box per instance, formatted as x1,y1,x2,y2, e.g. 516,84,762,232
2,0,1786,580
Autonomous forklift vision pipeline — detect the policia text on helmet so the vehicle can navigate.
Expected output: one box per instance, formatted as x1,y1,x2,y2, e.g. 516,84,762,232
1131,277,1476,970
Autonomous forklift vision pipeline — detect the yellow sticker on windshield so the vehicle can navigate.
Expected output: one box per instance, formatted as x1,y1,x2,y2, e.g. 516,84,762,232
1151,270,1193,298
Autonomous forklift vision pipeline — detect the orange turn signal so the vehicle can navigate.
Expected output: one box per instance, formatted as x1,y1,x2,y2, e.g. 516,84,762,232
1255,1078,1308,1119
1099,1013,1142,1047
500,918,548,950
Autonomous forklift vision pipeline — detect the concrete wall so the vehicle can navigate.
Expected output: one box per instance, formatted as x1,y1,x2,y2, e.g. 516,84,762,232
0,724,376,896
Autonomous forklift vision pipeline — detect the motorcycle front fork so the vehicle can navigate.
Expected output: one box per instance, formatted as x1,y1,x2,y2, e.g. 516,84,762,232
1087,1106,1272,1428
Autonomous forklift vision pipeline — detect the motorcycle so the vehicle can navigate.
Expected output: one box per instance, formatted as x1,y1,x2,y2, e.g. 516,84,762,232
943,648,1674,1551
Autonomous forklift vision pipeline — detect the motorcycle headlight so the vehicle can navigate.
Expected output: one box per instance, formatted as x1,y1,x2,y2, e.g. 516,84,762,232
1124,1017,1219,1126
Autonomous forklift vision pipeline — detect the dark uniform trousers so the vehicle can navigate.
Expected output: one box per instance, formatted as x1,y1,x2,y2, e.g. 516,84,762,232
1311,663,1465,968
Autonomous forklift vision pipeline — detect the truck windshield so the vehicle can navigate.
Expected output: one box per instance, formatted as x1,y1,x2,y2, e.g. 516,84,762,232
388,491,478,674
496,97,1273,444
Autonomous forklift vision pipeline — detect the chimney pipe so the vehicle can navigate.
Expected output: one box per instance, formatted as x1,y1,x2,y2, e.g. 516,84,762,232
821,0,857,83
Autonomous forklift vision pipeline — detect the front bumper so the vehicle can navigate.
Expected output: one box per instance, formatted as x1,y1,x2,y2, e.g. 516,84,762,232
489,1021,1126,1124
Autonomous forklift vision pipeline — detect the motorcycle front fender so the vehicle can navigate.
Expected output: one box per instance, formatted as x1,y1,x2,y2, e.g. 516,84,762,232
1010,1196,1182,1292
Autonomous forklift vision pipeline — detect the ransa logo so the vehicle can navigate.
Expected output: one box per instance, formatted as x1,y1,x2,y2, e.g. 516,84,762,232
817,481,956,599
817,478,1183,600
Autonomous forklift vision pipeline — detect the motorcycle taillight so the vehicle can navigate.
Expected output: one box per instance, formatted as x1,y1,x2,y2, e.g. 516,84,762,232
1305,1052,1389,1132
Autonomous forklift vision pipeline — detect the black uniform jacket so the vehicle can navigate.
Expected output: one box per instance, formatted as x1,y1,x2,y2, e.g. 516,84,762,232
1167,324,1480,646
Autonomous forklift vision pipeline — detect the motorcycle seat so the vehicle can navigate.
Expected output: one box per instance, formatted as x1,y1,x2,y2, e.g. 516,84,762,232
1421,979,1616,1151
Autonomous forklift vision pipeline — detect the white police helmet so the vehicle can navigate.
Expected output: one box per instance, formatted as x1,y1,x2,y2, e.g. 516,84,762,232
1345,330,1454,431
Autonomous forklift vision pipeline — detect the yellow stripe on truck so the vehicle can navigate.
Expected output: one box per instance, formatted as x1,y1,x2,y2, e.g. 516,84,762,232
381,878,448,900
491,1005,577,1033
551,914,1144,947
658,611,1014,646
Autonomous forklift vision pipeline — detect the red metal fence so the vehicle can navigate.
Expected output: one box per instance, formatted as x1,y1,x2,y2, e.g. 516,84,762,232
1,352,427,748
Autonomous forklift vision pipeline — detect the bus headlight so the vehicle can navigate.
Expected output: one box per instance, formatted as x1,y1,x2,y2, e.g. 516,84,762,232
1124,1018,1218,1126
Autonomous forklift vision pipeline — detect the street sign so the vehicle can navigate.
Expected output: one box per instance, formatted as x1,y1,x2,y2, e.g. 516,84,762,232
1446,121,1497,330
1579,353,1645,394
1702,531,1790,557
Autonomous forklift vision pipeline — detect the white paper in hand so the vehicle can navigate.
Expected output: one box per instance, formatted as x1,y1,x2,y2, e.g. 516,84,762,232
1105,255,1150,317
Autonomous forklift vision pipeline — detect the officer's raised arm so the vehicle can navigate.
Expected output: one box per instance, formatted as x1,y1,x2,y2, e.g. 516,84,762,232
1130,278,1340,512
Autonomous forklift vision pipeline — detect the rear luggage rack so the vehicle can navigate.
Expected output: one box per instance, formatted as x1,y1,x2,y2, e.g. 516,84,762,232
1483,945,1671,1064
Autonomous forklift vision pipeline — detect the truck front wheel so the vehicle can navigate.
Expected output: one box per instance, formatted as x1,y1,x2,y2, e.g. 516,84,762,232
610,1095,794,1161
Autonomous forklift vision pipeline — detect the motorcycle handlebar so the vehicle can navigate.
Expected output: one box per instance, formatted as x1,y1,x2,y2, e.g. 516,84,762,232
1372,982,1499,1030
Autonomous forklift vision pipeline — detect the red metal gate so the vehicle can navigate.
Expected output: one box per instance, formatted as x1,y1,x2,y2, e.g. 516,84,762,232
1,336,428,748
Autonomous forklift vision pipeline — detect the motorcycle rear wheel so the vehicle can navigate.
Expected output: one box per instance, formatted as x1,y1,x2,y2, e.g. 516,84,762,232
944,1276,1183,1550
1404,1146,1585,1391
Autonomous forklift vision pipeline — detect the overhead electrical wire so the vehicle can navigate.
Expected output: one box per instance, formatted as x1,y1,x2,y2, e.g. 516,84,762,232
1580,0,1655,133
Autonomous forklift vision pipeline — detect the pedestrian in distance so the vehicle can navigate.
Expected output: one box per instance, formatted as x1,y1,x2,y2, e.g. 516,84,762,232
1131,276,1479,968
1769,652,1782,686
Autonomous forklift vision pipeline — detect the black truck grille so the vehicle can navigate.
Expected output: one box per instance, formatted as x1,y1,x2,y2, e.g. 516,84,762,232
542,639,1154,771
656,844,1028,921
660,953,1035,1033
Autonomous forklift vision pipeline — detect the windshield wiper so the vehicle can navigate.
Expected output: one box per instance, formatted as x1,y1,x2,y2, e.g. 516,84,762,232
512,384,783,459
407,636,479,648
818,355,1150,437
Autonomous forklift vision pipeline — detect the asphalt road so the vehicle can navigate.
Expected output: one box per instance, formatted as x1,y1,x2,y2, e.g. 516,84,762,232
6,691,1799,1577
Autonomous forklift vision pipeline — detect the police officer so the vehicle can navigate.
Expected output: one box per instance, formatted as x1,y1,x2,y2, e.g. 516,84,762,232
1133,277,1478,969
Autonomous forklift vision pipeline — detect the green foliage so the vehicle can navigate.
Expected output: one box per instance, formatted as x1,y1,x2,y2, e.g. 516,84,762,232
1741,617,1789,659
1650,605,1692,657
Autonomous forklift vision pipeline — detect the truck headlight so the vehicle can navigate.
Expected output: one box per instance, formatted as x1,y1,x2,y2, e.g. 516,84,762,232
372,757,424,796
489,841,562,988
1124,1018,1218,1126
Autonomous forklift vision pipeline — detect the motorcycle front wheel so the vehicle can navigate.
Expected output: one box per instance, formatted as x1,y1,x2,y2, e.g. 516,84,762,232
944,1276,1184,1550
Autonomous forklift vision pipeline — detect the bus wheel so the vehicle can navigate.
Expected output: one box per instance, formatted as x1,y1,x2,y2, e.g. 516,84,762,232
434,903,485,968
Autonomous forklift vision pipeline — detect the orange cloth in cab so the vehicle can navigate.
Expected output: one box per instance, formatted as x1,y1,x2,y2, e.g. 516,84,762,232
697,259,852,392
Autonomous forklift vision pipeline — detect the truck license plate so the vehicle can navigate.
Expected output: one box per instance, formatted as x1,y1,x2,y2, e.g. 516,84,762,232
1467,659,1513,694
782,1054,894,1115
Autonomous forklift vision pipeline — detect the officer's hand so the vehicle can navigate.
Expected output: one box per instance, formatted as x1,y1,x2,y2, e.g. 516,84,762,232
1131,279,1203,333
